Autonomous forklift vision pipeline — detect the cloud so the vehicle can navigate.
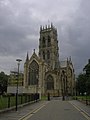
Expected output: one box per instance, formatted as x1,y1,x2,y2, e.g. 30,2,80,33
0,0,89,75
60,0,90,74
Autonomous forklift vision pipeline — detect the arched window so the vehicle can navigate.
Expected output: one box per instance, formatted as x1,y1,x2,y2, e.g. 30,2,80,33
47,50,50,59
46,75,54,90
47,35,51,47
42,37,46,47
28,60,39,85
43,51,45,60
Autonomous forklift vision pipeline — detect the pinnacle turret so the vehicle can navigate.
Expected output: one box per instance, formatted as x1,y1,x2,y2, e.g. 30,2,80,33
26,52,29,61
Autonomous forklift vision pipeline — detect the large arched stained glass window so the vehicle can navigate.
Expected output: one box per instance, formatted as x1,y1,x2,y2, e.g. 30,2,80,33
28,60,39,85
46,75,54,90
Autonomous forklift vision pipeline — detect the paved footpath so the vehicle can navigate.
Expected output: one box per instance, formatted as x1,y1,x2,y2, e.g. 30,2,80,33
69,100,90,118
0,101,49,120
0,99,90,120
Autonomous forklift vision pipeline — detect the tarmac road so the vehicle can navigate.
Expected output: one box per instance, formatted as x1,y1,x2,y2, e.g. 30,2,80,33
21,100,90,120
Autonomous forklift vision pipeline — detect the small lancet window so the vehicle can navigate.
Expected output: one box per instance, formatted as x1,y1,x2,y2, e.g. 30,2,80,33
42,37,46,47
47,35,51,47
47,50,50,59
43,51,45,60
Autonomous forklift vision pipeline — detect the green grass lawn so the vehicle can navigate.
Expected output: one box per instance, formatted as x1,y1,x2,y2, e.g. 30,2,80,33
41,95,47,100
0,95,30,110
73,96,90,100
0,94,37,110
0,96,8,109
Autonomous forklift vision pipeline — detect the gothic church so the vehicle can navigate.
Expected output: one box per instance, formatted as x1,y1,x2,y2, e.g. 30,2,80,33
24,24,75,97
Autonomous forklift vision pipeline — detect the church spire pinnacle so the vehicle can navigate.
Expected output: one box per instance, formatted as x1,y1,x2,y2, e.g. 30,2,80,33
33,49,35,53
26,52,29,61
51,22,53,28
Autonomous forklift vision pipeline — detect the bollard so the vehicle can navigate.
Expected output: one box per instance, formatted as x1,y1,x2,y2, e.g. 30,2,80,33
62,95,65,101
8,95,10,108
47,93,50,101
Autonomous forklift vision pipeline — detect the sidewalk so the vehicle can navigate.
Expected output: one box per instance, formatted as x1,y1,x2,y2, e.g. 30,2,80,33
69,100,90,117
0,100,39,113
0,100,48,120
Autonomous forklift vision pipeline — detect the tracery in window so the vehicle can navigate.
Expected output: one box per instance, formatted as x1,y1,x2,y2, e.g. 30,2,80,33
28,60,39,85
46,75,54,90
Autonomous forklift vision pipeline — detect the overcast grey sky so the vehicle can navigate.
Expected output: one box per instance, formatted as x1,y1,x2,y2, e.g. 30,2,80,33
0,0,90,75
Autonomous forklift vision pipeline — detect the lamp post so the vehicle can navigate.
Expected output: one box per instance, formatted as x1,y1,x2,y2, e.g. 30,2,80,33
63,78,65,101
62,70,65,101
16,59,22,111
86,83,88,105
36,71,39,101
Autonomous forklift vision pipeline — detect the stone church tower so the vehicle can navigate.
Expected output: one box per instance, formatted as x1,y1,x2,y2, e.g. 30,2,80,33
39,24,59,70
38,24,61,96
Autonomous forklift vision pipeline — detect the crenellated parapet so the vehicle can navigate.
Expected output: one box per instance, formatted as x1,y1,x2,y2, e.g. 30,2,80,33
40,23,57,34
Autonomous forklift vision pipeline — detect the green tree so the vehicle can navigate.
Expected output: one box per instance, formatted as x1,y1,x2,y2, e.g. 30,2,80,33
0,71,8,94
76,59,90,95
83,59,90,95
76,73,87,95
